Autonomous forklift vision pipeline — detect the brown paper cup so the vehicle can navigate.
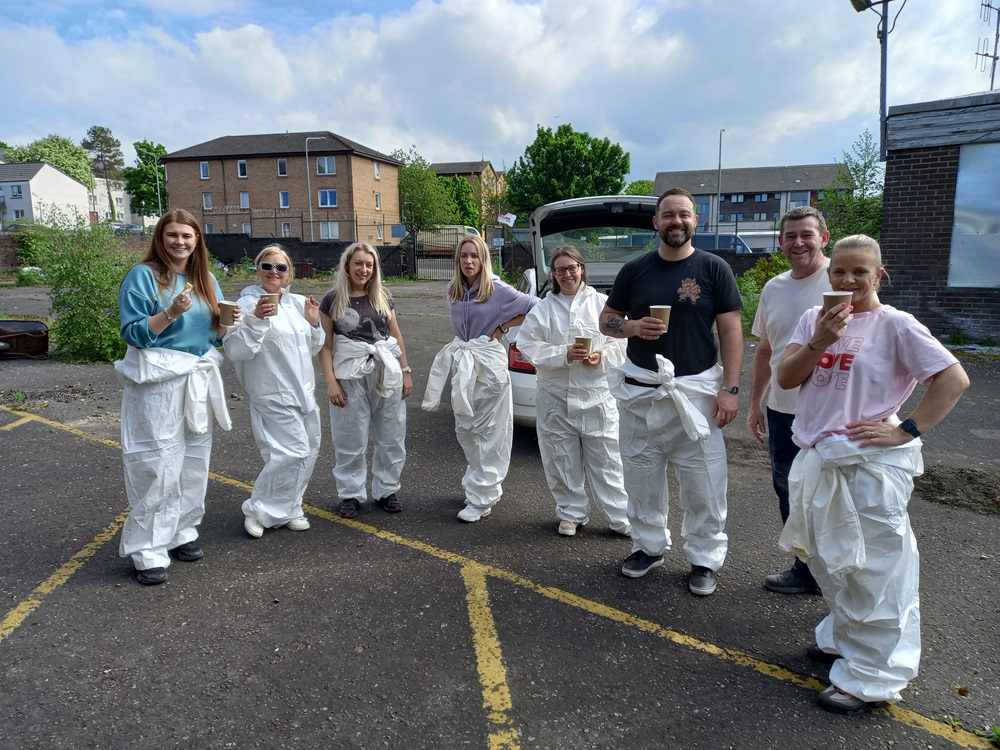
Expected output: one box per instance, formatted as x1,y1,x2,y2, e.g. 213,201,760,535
218,301,238,326
823,291,854,312
649,305,671,331
259,293,280,307
574,336,593,354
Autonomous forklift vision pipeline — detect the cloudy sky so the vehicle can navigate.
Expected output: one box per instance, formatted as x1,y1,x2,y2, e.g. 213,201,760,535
4,0,997,181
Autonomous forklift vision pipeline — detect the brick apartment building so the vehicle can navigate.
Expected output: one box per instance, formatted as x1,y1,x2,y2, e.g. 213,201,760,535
161,131,401,244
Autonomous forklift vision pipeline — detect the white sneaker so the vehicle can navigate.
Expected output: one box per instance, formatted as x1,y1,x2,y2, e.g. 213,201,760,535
244,514,264,538
558,520,579,536
286,516,310,531
457,505,492,523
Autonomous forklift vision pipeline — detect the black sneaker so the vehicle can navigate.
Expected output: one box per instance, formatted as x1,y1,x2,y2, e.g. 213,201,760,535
621,550,664,578
171,541,204,562
339,498,361,519
375,493,402,513
136,567,167,585
764,569,820,595
689,565,717,596
807,643,842,665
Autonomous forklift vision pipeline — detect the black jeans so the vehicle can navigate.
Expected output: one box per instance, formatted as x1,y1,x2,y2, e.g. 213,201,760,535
768,408,817,586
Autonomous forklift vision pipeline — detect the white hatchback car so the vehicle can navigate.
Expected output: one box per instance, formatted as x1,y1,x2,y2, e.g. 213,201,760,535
505,194,662,427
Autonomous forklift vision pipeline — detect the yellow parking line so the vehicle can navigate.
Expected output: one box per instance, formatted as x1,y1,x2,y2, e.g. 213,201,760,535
0,415,33,431
0,406,992,749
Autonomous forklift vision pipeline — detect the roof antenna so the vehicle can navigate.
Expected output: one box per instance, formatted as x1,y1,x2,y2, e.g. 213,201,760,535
975,1,1000,90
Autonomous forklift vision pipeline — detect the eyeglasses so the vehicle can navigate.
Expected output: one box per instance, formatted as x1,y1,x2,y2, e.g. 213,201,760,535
552,264,581,276
259,262,289,273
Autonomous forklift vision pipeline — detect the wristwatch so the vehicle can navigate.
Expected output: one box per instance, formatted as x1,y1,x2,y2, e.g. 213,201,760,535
401,366,412,373
900,418,920,438
720,385,739,395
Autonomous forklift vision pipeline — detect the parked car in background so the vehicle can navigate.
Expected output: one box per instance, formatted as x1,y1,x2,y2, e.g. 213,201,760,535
114,223,144,236
505,195,661,427
691,232,753,254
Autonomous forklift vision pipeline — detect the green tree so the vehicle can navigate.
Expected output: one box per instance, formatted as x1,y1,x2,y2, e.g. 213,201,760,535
819,129,884,245
505,124,630,215
81,126,125,221
121,140,167,218
624,178,654,196
391,146,458,235
442,175,479,227
5,134,93,188
0,140,9,148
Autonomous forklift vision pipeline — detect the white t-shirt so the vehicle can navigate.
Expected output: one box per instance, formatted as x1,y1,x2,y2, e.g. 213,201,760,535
752,263,831,414
788,304,958,447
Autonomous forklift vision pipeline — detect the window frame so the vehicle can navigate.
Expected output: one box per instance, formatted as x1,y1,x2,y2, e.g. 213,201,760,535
316,156,336,175
277,158,287,177
239,191,250,210
237,160,248,179
320,221,339,240
200,162,209,179
318,189,337,208
279,191,290,209
202,192,212,210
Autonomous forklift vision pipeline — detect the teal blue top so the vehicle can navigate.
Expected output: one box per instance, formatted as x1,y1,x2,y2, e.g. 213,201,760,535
120,264,223,356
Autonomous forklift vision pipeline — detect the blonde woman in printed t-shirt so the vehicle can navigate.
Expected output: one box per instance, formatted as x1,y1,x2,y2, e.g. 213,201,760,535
422,235,538,523
319,242,412,520
224,244,325,539
777,234,969,716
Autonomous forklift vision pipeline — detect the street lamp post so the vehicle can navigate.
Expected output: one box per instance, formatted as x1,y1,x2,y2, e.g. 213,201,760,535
304,136,327,241
851,0,896,161
135,145,163,218
715,128,725,251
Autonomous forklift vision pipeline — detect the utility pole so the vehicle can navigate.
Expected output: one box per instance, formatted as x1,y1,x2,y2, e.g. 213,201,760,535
976,0,1000,90
715,128,724,251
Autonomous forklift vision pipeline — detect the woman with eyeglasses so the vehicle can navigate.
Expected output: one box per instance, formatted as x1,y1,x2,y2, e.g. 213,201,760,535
422,235,537,523
224,244,325,538
516,245,631,538
118,209,238,585
318,242,412,519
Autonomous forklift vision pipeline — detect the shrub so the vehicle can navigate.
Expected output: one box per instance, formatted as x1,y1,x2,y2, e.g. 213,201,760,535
34,221,142,362
737,253,792,333
15,266,46,285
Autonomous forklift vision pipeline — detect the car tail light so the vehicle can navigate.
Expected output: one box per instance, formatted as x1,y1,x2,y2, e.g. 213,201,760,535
508,343,536,373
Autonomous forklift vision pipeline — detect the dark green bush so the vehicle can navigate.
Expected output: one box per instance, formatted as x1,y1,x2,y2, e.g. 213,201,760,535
737,253,791,333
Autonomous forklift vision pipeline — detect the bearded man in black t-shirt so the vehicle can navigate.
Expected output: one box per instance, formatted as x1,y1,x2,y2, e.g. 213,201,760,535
600,188,743,595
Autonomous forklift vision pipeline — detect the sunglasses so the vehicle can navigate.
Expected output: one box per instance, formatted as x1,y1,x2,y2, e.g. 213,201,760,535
259,261,289,273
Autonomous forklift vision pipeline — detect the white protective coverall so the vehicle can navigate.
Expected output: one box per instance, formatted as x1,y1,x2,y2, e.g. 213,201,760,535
609,356,727,569
224,286,326,527
115,345,232,570
329,334,406,501
779,435,923,703
423,337,511,509
515,286,629,528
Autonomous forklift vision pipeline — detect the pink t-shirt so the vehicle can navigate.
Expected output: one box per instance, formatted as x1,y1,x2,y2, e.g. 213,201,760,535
788,304,959,447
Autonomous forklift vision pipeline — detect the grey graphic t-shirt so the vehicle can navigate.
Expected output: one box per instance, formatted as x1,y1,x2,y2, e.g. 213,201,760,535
319,291,394,344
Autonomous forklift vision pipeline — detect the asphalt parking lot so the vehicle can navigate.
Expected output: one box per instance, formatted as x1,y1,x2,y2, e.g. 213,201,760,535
1,279,998,750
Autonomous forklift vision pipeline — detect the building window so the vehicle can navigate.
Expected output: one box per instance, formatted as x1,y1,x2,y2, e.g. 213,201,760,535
375,192,381,211
279,191,290,209
116,197,123,206
753,212,768,221
789,191,810,208
242,222,252,235
205,222,214,234
774,193,781,200
237,160,248,178
318,189,337,207
731,213,744,221
277,158,287,177
14,209,25,219
320,221,339,239
316,156,336,175
697,201,710,215
774,212,781,219
730,194,744,203
203,192,212,210
376,222,383,240
373,161,380,180
10,185,23,198
200,162,209,179
281,222,291,237
755,194,767,202
239,191,250,209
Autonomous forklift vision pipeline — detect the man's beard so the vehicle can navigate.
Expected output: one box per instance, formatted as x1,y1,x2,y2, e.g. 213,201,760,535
659,225,693,248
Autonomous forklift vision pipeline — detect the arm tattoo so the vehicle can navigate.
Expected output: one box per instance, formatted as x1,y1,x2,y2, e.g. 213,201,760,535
602,313,628,338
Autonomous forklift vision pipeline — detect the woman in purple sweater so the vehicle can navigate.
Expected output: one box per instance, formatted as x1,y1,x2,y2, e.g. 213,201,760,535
422,236,537,522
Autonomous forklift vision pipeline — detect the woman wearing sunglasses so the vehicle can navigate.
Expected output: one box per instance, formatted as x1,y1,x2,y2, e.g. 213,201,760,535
516,245,631,538
224,244,325,538
318,242,412,519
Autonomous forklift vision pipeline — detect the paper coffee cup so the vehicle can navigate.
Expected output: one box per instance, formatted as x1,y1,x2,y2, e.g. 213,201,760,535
574,336,593,354
823,291,854,312
259,293,280,306
218,301,238,326
649,305,671,331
